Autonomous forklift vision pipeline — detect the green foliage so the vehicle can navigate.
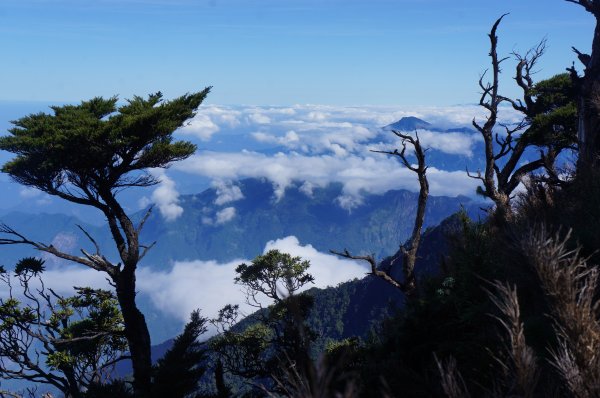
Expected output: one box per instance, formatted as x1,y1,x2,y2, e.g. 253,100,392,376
210,322,273,378
352,215,508,396
0,264,127,395
0,89,209,198
84,380,133,398
14,257,45,276
0,89,211,396
525,73,577,148
235,249,314,302
211,250,317,394
46,350,75,370
152,310,209,398
55,287,127,362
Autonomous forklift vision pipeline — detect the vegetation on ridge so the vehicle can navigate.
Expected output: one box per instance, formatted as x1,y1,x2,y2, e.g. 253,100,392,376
2,0,600,397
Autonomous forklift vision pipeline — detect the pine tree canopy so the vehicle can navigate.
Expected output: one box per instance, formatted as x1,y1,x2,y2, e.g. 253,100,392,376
0,89,210,206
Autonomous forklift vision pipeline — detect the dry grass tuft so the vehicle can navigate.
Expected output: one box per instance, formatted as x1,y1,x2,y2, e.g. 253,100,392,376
434,354,471,398
485,280,539,397
524,227,600,397
264,353,357,398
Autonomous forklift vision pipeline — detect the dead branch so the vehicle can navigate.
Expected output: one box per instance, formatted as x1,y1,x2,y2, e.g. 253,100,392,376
333,130,428,297
472,17,559,221
76,224,101,255
0,223,117,276
136,205,154,234
330,249,404,291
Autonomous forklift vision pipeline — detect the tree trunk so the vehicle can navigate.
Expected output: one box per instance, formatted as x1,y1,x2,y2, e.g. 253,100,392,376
115,270,152,398
575,8,600,171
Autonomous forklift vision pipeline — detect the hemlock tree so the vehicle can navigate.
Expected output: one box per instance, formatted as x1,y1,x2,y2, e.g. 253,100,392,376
151,310,208,398
0,89,210,397
211,250,316,394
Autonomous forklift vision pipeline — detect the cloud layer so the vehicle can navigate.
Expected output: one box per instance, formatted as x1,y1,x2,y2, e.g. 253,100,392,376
148,169,184,221
168,104,523,209
177,151,479,207
139,236,367,333
1,236,367,336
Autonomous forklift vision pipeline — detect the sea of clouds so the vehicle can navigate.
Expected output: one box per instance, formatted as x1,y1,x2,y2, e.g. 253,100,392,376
143,103,522,218
3,103,525,335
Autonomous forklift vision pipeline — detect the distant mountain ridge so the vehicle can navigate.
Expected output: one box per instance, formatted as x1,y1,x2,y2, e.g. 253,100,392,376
137,178,482,266
382,116,477,135
0,178,482,268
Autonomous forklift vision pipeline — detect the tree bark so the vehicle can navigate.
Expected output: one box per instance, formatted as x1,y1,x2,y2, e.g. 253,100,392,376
115,268,152,398
570,1,600,171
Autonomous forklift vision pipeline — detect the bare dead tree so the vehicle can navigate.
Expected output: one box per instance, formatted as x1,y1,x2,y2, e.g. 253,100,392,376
332,131,428,298
565,0,600,171
469,15,576,220
470,16,540,219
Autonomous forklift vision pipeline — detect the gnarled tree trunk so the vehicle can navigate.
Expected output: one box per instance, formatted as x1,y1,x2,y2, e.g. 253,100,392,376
568,1,600,171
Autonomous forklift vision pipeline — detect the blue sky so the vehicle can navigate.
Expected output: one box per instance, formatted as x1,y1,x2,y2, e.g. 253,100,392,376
0,0,594,105
0,0,592,339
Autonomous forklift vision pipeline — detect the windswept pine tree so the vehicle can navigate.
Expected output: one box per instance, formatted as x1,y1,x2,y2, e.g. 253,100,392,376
0,89,210,398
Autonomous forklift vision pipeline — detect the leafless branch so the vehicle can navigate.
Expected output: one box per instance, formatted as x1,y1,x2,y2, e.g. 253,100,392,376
334,130,428,297
77,224,101,255
0,223,116,275
138,241,157,262
471,17,561,221
330,249,404,291
136,205,154,234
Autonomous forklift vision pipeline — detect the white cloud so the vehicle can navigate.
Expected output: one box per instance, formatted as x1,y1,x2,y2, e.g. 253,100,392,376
335,194,364,211
138,196,151,209
306,111,328,121
247,113,271,124
0,235,367,337
203,106,242,128
0,265,110,301
175,151,479,204
178,105,241,141
19,187,41,199
39,267,110,293
18,187,52,205
251,130,301,149
137,236,367,333
137,258,247,334
150,169,183,221
397,129,480,157
264,236,366,292
178,114,220,141
213,180,244,206
299,181,315,197
166,104,528,208
215,207,236,224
